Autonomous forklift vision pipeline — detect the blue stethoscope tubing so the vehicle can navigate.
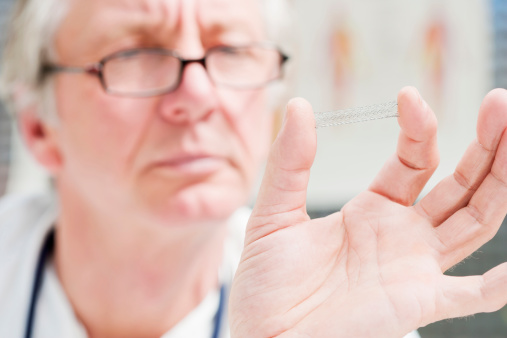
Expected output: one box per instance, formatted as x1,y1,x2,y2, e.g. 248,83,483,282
24,229,226,338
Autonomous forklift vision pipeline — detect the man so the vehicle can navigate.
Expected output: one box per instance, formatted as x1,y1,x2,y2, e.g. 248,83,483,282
0,0,506,337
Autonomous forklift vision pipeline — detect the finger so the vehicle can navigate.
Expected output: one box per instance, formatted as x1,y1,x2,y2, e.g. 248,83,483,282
428,263,507,326
247,98,316,241
415,88,507,226
369,86,439,206
435,126,507,270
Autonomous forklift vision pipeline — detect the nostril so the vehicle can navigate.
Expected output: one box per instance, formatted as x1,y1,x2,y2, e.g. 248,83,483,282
171,108,188,122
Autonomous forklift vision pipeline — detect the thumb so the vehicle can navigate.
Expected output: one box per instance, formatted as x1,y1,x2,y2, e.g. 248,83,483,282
248,98,317,238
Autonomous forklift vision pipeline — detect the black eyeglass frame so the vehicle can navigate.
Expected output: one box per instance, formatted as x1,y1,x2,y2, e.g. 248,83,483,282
41,43,290,98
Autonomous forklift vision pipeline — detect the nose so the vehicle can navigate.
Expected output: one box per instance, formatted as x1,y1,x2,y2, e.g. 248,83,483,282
158,59,218,125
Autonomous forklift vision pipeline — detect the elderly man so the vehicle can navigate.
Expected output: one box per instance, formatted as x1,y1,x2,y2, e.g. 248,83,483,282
1,0,507,337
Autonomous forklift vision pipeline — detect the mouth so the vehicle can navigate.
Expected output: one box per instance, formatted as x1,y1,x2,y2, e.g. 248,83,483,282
154,155,227,175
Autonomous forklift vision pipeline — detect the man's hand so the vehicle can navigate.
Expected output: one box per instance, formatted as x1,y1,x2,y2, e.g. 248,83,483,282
229,87,507,337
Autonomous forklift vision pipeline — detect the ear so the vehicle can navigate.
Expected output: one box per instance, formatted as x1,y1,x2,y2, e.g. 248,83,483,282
18,108,63,174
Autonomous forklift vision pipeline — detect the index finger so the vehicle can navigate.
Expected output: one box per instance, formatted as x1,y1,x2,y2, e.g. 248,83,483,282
369,86,439,206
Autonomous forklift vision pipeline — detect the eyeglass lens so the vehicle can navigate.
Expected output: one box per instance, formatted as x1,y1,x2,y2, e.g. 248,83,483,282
102,47,284,96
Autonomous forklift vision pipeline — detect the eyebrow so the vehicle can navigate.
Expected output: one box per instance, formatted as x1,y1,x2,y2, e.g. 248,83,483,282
199,11,264,44
203,21,260,43
73,9,179,60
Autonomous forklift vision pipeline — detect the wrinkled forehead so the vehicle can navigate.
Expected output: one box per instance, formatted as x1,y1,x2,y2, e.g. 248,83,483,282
196,0,265,42
66,0,264,24
58,0,265,56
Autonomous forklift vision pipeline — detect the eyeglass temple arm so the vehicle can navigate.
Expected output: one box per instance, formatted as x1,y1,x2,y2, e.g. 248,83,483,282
42,64,102,75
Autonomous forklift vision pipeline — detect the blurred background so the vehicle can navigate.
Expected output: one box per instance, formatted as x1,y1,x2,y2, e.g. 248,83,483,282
0,0,506,336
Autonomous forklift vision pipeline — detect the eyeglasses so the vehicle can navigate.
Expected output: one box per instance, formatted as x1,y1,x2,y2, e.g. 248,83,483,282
42,44,289,97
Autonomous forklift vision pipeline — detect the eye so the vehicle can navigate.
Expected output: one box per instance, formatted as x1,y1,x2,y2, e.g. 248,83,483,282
217,47,257,62
219,46,244,55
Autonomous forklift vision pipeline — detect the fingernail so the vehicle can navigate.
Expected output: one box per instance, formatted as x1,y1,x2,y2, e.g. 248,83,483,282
282,100,294,129
416,90,427,110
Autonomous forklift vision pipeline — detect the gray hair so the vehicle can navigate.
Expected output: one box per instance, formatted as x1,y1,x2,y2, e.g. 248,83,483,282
0,0,294,123
0,0,69,124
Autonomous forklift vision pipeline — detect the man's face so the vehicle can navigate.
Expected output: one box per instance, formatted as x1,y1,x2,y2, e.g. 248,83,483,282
50,0,274,225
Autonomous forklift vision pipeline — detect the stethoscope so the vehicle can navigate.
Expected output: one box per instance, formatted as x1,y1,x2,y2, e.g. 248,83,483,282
24,229,226,338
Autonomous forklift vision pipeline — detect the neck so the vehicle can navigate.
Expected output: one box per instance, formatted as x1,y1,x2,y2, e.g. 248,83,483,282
54,195,228,338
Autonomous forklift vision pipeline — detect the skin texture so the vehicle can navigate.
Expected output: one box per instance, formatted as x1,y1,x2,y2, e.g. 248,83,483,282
230,87,507,337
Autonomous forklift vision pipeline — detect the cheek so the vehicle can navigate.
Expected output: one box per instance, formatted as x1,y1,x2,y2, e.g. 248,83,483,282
218,89,273,175
55,78,153,181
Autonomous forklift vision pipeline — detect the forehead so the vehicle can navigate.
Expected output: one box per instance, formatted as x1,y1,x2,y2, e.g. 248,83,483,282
66,0,264,25
58,0,265,60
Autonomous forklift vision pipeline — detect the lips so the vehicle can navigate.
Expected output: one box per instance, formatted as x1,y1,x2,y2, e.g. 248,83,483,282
153,154,227,175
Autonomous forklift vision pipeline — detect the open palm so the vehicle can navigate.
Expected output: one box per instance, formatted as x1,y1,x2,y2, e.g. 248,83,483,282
230,87,507,337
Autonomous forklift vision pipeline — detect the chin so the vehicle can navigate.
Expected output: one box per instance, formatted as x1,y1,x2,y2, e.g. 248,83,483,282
136,164,255,226
148,181,250,226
